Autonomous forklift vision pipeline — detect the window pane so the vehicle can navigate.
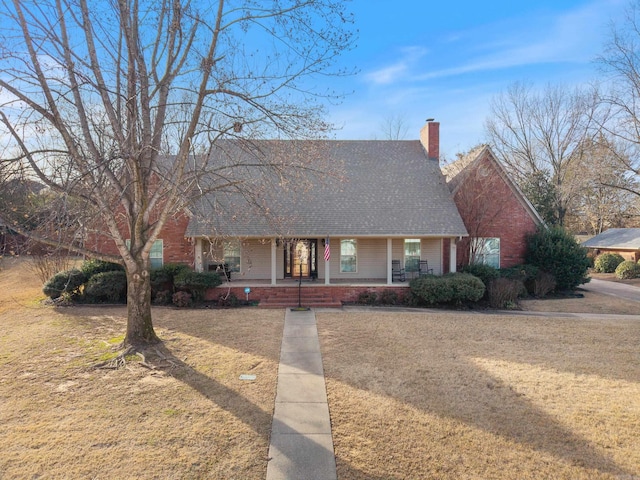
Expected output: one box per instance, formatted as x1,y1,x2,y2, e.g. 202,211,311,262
340,239,357,273
223,241,241,272
471,237,500,269
404,239,420,272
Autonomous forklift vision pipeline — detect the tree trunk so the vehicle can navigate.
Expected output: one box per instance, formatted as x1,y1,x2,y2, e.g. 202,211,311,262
124,261,160,346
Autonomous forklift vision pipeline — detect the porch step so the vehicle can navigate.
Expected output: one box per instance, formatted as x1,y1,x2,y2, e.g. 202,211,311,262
259,290,342,308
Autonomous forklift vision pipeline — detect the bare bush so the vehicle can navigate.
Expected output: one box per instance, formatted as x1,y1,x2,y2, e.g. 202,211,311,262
28,252,73,284
534,271,557,297
488,277,524,309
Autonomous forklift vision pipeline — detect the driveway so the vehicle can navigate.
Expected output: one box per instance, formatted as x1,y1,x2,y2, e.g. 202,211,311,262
581,278,640,303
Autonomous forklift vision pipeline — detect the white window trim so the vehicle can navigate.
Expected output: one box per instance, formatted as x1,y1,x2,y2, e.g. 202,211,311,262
340,238,357,273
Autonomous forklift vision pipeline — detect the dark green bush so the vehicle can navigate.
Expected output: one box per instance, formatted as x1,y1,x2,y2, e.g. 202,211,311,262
410,275,453,304
410,273,485,305
356,291,377,305
43,269,87,299
461,263,499,289
525,227,591,291
500,264,539,295
150,263,191,298
174,270,222,301
615,260,640,279
83,270,127,303
446,273,486,303
594,253,625,273
80,259,124,277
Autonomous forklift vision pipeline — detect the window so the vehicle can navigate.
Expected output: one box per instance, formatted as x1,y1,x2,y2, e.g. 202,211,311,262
471,237,500,268
404,239,421,272
126,239,163,269
340,239,357,273
149,239,164,269
223,241,241,272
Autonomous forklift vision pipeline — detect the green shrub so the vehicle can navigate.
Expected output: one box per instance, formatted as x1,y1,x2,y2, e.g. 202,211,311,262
172,291,192,307
460,263,499,289
525,227,591,291
43,269,87,299
446,273,485,303
357,291,378,305
410,275,453,304
615,260,640,279
500,264,540,295
410,273,484,305
80,259,124,277
174,270,222,301
150,263,191,298
594,253,625,273
83,271,127,303
487,277,524,308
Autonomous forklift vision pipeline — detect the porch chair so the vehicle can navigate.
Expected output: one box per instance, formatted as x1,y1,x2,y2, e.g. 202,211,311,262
392,260,406,282
418,260,433,276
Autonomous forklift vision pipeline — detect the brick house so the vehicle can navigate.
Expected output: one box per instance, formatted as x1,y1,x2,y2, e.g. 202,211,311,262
91,122,543,306
581,228,640,262
442,145,545,270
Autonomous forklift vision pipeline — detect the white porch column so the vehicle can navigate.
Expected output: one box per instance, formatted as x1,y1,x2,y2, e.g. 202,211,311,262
387,238,393,285
194,238,203,272
271,239,277,285
449,238,457,273
324,238,331,285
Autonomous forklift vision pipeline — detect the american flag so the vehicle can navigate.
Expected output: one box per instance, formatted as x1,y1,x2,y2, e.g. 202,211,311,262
324,236,330,261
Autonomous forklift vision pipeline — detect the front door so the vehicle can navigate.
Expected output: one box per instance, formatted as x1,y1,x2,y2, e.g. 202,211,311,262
284,239,317,278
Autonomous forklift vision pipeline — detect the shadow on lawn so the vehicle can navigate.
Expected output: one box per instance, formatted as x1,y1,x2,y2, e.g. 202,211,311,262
317,312,637,478
145,343,404,480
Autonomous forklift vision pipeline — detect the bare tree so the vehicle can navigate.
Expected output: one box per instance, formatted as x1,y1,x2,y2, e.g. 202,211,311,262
377,113,410,140
485,82,600,226
597,0,640,198
0,0,354,347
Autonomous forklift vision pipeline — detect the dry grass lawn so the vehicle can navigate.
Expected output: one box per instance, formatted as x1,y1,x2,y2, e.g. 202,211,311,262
0,257,283,479
317,310,640,479
1,256,639,479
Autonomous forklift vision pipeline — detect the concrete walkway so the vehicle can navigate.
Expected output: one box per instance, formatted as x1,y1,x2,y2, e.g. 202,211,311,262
266,308,337,480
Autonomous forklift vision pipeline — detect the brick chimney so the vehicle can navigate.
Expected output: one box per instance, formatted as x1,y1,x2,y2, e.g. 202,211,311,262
419,120,439,160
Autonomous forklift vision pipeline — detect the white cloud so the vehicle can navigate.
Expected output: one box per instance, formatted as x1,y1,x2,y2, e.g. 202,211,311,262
363,46,428,85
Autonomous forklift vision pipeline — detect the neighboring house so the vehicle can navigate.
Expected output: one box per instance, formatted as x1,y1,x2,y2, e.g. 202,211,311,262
89,122,543,305
442,145,545,270
581,228,640,262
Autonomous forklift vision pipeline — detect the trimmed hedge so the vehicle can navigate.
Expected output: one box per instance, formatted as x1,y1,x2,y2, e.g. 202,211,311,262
174,270,222,301
594,253,625,273
83,270,127,303
80,259,124,277
615,260,640,279
43,269,87,299
410,273,485,305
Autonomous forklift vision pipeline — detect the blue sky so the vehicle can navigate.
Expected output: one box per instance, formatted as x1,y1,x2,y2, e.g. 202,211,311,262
327,0,628,159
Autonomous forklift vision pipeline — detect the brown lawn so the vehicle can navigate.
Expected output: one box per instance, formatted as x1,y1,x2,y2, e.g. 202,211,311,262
1,256,639,479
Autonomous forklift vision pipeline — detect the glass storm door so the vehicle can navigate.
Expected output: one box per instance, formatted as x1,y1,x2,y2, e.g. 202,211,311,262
285,239,317,278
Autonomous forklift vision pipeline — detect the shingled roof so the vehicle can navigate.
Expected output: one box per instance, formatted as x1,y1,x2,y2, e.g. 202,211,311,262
185,140,468,238
581,228,640,250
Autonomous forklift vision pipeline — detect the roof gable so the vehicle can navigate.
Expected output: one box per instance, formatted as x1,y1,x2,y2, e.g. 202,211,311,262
442,145,545,227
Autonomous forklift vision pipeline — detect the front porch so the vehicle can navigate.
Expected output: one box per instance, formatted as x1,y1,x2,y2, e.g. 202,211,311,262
194,236,459,286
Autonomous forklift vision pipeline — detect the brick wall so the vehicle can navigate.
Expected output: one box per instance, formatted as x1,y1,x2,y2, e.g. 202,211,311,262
86,210,193,266
452,152,539,269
